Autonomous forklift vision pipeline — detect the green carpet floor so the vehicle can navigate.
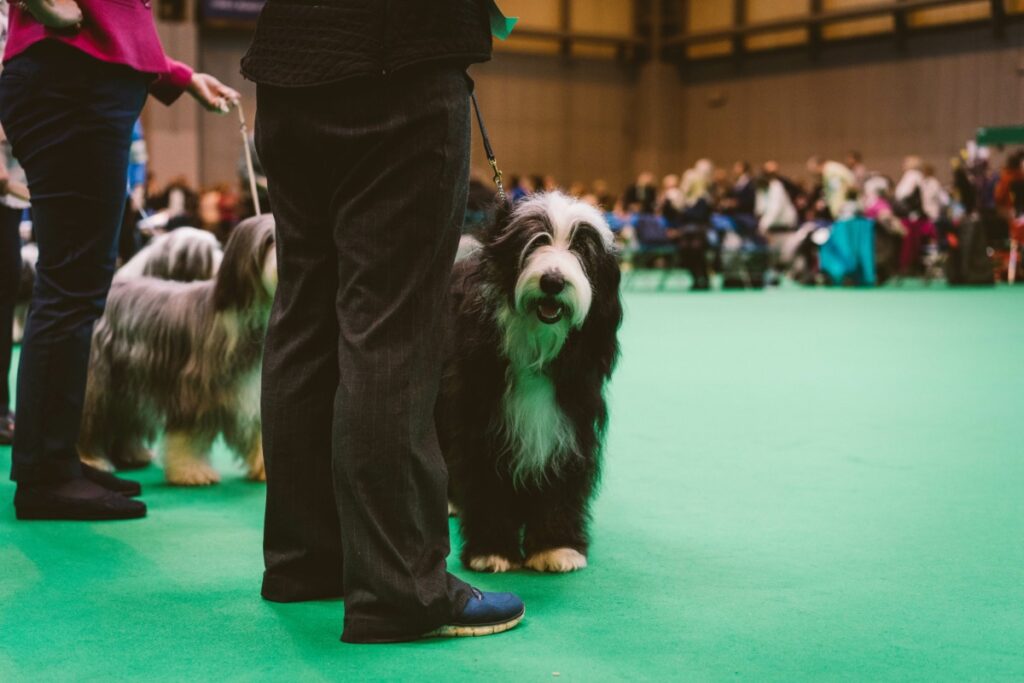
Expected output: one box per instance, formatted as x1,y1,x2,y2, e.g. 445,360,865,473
1,282,1022,681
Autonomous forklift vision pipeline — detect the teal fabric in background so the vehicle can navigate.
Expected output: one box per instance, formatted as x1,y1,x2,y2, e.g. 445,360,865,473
820,217,877,286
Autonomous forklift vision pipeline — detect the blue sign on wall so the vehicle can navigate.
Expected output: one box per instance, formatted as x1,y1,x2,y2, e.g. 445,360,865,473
202,0,266,23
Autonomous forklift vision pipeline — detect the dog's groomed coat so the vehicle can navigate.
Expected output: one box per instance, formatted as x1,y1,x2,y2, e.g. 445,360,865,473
78,215,276,485
437,192,622,573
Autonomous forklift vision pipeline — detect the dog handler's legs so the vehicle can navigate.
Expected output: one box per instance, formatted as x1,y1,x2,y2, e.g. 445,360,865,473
256,85,345,603
0,46,147,520
326,67,476,643
257,67,523,642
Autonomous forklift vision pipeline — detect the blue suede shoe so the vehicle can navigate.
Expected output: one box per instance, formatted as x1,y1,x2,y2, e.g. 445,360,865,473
424,588,525,638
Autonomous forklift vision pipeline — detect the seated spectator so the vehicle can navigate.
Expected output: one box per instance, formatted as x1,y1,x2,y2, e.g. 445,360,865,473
807,156,856,220
993,149,1024,219
920,164,950,223
591,179,616,212
621,171,657,213
763,160,806,211
755,172,798,234
894,156,937,274
509,174,535,203
659,174,685,226
846,150,868,190
721,161,757,238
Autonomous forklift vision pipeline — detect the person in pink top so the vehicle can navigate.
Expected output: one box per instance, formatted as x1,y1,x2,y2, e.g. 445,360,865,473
0,0,239,521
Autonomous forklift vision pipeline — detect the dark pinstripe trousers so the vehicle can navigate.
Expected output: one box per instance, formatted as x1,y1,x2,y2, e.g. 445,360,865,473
255,64,473,643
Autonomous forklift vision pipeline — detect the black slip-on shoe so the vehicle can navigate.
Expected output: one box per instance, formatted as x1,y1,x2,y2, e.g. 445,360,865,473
81,462,142,498
14,480,147,521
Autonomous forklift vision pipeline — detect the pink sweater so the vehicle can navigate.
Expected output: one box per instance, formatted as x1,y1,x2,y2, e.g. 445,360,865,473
4,0,193,105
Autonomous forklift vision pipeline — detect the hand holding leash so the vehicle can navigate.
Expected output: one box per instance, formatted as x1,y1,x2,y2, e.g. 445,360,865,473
188,73,240,114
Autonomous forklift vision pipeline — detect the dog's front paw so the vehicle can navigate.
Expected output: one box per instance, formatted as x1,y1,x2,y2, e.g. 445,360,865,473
525,548,588,573
467,554,521,573
165,460,221,486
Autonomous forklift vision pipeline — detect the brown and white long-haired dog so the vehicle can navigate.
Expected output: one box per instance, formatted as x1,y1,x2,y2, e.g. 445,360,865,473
78,215,276,485
115,226,223,284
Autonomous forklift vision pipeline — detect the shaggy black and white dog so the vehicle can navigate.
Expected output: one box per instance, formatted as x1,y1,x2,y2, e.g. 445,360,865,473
115,227,222,284
78,215,276,485
437,192,622,573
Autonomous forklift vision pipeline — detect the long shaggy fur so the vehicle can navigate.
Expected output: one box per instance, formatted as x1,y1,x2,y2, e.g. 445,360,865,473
78,215,276,485
115,226,222,284
437,192,622,573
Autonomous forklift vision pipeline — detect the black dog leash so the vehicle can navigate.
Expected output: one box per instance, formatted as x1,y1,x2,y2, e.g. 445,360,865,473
470,91,506,204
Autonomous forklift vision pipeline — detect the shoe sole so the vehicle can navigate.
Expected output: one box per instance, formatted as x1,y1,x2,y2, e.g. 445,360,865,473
423,608,525,639
15,507,147,521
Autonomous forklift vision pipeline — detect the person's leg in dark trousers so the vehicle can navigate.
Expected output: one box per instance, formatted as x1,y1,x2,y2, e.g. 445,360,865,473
257,65,474,643
0,204,22,436
0,44,147,517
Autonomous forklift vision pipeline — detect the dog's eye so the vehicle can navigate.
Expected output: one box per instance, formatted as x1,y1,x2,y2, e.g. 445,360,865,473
570,225,602,254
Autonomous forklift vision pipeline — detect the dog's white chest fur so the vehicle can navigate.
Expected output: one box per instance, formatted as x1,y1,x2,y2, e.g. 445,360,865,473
502,367,576,486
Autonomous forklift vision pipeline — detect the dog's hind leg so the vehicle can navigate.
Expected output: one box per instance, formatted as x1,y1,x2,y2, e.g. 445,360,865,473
244,435,265,483
223,418,265,483
163,431,220,486
111,439,155,471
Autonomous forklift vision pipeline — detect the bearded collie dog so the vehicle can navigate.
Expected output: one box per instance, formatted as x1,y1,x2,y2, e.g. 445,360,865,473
78,215,276,485
437,192,622,573
115,227,223,284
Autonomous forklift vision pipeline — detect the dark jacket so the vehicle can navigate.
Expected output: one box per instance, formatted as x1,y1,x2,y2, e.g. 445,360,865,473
241,0,492,86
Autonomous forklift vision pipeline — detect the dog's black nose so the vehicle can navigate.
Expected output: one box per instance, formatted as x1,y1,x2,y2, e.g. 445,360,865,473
540,272,565,295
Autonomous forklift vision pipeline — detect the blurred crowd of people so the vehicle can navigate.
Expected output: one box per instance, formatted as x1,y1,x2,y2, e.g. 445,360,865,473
487,147,1024,289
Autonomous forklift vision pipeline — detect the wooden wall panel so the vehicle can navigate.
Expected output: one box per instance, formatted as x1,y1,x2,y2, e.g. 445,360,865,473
570,0,634,35
678,24,1024,180
747,0,809,22
498,0,560,30
495,35,561,55
689,0,734,30
909,1,990,26
822,0,894,38
468,53,639,189
145,21,202,186
178,13,1022,201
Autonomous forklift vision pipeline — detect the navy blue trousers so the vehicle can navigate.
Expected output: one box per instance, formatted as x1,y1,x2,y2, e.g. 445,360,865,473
0,42,148,483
